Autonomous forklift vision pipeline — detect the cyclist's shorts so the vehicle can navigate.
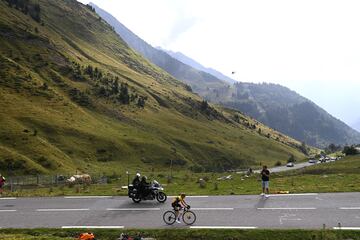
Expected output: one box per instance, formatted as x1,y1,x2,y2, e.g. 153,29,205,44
172,202,181,210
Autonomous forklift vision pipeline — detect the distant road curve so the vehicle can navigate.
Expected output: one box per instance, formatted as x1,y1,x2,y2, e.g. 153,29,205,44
252,160,333,174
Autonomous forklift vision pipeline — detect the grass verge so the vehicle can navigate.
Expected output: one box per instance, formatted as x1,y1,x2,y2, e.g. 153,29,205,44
1,155,360,197
0,228,360,240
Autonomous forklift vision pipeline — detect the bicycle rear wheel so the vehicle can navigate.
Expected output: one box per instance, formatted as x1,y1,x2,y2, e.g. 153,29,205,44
163,210,176,225
182,210,196,225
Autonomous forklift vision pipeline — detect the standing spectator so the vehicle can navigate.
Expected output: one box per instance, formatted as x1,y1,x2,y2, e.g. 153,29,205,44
260,166,270,198
0,174,6,195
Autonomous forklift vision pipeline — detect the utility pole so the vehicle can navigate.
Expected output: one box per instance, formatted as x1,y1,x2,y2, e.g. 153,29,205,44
170,159,173,179
169,147,176,181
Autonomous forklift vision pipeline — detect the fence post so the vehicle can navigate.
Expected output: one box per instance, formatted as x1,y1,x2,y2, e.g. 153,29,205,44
36,175,39,185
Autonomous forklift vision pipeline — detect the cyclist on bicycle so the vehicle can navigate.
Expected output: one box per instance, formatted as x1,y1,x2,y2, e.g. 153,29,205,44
171,193,190,223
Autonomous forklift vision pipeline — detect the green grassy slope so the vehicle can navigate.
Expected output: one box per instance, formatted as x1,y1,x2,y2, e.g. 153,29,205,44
269,154,360,193
0,0,307,175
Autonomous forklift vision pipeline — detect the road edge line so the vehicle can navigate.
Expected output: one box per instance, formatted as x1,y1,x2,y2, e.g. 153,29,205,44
190,226,257,229
62,226,124,229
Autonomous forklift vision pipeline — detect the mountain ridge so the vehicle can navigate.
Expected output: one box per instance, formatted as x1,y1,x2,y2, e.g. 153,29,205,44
158,47,236,84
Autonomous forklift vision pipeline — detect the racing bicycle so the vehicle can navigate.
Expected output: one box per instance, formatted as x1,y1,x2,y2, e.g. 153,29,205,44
162,206,196,225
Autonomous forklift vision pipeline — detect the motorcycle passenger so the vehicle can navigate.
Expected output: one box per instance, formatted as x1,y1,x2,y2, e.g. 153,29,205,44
171,193,190,223
140,176,150,198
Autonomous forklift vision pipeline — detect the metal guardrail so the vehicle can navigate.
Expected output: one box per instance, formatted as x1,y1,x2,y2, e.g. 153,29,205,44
1,169,244,192
2,173,109,192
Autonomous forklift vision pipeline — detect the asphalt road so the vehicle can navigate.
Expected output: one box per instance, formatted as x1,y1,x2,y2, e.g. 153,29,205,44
1,193,360,230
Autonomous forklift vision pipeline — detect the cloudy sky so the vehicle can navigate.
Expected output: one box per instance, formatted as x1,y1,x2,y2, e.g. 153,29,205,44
78,0,360,128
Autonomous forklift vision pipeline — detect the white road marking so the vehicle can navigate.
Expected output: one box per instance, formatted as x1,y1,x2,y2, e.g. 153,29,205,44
0,198,17,200
340,207,360,210
107,207,233,211
169,196,209,198
333,227,360,230
0,210,17,212
64,196,111,199
107,208,160,211
62,226,124,229
269,193,318,197
187,196,209,198
190,226,257,229
279,214,302,225
37,208,90,212
258,208,316,210
191,208,234,211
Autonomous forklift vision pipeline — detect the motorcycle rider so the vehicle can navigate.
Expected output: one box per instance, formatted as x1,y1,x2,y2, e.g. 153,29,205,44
132,173,141,187
0,174,5,195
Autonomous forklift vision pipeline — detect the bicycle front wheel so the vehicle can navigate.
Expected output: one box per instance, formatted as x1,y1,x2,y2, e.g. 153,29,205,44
182,210,196,225
163,210,176,225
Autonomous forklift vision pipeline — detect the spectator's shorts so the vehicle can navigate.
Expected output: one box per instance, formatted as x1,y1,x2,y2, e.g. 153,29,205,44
262,181,269,188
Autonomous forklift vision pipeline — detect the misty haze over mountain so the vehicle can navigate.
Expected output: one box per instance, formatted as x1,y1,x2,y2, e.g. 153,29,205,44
79,0,360,132
90,2,360,148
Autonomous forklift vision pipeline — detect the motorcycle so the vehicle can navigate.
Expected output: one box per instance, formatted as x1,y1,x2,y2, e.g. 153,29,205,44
128,180,167,203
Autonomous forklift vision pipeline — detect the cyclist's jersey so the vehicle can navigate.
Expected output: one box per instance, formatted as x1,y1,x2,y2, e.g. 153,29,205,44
172,195,184,204
172,195,186,209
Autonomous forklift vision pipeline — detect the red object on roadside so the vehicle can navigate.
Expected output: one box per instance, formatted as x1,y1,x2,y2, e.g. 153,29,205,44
78,232,95,240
